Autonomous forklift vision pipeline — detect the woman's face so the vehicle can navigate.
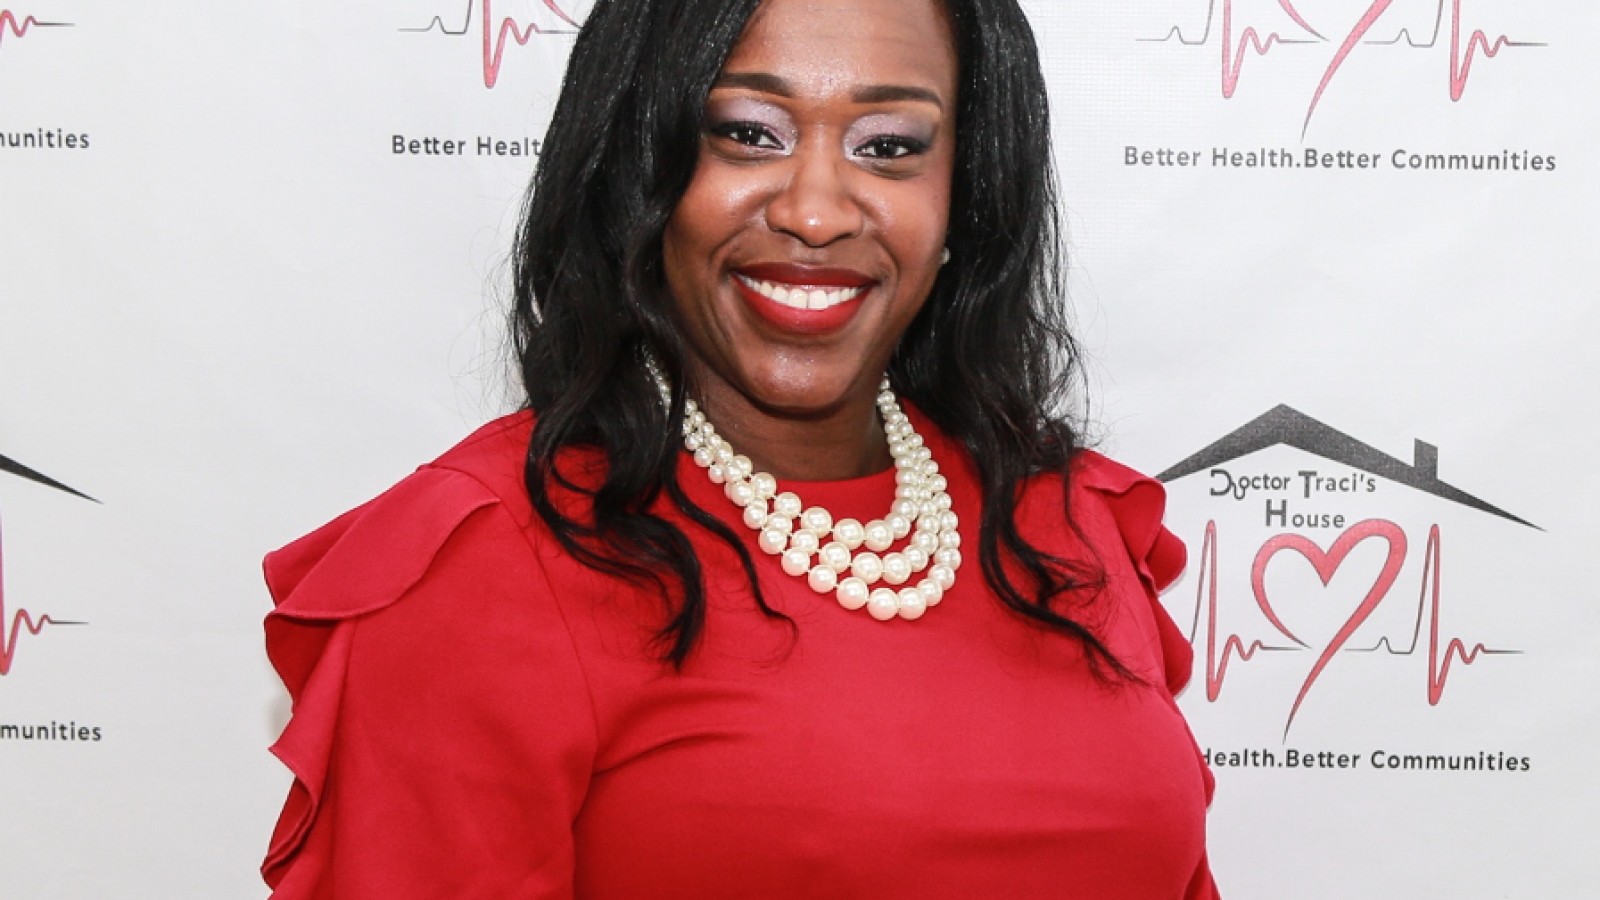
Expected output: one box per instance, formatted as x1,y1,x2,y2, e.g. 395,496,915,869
662,0,957,432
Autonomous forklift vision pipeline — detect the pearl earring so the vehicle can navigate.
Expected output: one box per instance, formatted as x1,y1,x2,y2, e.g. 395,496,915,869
940,247,951,266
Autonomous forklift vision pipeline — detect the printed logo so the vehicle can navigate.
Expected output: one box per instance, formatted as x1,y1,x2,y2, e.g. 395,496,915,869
402,0,584,88
0,452,93,676
1138,0,1546,137
1156,405,1533,746
0,8,70,59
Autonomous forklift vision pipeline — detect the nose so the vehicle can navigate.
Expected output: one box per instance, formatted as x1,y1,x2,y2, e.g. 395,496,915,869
763,144,865,248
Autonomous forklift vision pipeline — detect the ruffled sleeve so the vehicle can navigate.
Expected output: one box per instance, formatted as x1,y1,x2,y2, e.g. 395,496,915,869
1073,450,1192,696
1074,450,1222,900
262,466,597,898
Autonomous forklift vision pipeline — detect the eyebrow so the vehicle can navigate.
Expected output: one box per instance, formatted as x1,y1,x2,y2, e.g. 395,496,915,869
714,72,945,110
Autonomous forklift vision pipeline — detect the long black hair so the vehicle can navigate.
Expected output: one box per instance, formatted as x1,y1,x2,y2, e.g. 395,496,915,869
512,0,1124,674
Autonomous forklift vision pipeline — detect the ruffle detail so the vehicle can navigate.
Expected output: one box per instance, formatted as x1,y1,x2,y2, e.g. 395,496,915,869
260,467,501,888
1073,450,1193,697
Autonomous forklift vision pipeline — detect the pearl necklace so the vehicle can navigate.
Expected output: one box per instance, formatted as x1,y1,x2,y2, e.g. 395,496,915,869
662,374,962,622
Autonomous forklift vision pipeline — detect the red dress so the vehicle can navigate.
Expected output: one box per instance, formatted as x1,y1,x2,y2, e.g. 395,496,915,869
262,411,1220,898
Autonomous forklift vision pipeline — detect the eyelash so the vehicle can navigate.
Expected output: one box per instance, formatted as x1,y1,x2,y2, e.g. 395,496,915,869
853,135,928,160
710,121,785,151
709,122,930,162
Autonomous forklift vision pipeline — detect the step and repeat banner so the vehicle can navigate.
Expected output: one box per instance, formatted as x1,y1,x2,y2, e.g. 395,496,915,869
1,1,1592,897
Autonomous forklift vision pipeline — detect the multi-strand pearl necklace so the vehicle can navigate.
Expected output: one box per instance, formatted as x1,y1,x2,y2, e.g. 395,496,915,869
665,375,962,622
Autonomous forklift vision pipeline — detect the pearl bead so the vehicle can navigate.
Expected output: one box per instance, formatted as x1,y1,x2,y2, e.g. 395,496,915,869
863,520,893,552
788,530,819,556
665,371,959,624
896,588,927,621
781,548,811,576
836,577,870,610
808,565,838,593
773,492,803,519
759,528,788,555
834,518,865,550
800,507,833,536
819,542,851,573
725,479,755,507
881,552,911,585
851,551,884,585
742,501,769,530
867,588,899,621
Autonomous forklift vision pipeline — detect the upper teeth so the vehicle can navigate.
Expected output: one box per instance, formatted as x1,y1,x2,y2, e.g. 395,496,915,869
738,275,866,310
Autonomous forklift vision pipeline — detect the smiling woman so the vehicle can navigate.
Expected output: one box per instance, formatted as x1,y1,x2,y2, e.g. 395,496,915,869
260,0,1221,897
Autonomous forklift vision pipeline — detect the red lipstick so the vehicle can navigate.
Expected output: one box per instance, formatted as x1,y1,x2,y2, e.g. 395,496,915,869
731,263,875,336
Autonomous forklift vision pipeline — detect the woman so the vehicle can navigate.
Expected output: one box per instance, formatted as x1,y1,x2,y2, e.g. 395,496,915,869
262,0,1219,896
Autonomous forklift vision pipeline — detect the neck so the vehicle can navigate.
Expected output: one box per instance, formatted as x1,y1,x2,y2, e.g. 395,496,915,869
689,375,893,482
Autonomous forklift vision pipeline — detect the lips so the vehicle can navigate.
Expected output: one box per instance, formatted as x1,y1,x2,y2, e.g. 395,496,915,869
731,263,875,335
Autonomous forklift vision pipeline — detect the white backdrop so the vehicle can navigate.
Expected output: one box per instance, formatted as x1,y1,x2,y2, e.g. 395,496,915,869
1,1,1593,897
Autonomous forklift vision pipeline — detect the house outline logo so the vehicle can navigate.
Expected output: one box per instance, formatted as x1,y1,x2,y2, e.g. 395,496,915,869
1153,405,1531,738
0,451,94,676
1156,404,1536,528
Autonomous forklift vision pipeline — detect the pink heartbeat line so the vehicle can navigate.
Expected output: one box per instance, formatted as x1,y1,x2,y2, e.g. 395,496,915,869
1350,524,1519,704
0,9,70,52
1304,0,1540,134
1187,521,1298,703
0,514,83,676
1146,0,1543,136
1140,0,1324,98
403,0,580,89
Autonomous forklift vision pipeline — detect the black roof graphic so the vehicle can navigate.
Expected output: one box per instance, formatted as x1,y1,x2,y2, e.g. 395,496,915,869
1155,405,1536,529
0,453,95,502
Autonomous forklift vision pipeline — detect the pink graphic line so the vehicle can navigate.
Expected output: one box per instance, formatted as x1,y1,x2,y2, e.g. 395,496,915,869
1449,0,1524,101
1417,525,1516,703
0,9,66,50
1222,0,1303,98
1302,0,1395,137
1252,519,1407,737
0,9,37,42
1277,0,1324,40
1190,521,1296,702
0,514,78,676
482,0,576,89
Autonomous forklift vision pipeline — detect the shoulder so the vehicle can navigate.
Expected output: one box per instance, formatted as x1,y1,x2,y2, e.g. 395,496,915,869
1066,448,1188,594
264,412,539,629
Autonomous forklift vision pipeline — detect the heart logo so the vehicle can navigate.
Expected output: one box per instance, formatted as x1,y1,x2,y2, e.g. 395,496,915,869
1251,519,1408,735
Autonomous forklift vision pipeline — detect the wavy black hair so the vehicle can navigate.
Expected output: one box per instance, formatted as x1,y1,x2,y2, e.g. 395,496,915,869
512,0,1124,674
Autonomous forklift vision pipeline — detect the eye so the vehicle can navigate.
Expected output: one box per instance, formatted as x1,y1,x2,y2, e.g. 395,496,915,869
853,135,928,160
710,121,786,151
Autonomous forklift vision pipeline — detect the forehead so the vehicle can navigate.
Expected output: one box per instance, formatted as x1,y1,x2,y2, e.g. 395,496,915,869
723,0,957,97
